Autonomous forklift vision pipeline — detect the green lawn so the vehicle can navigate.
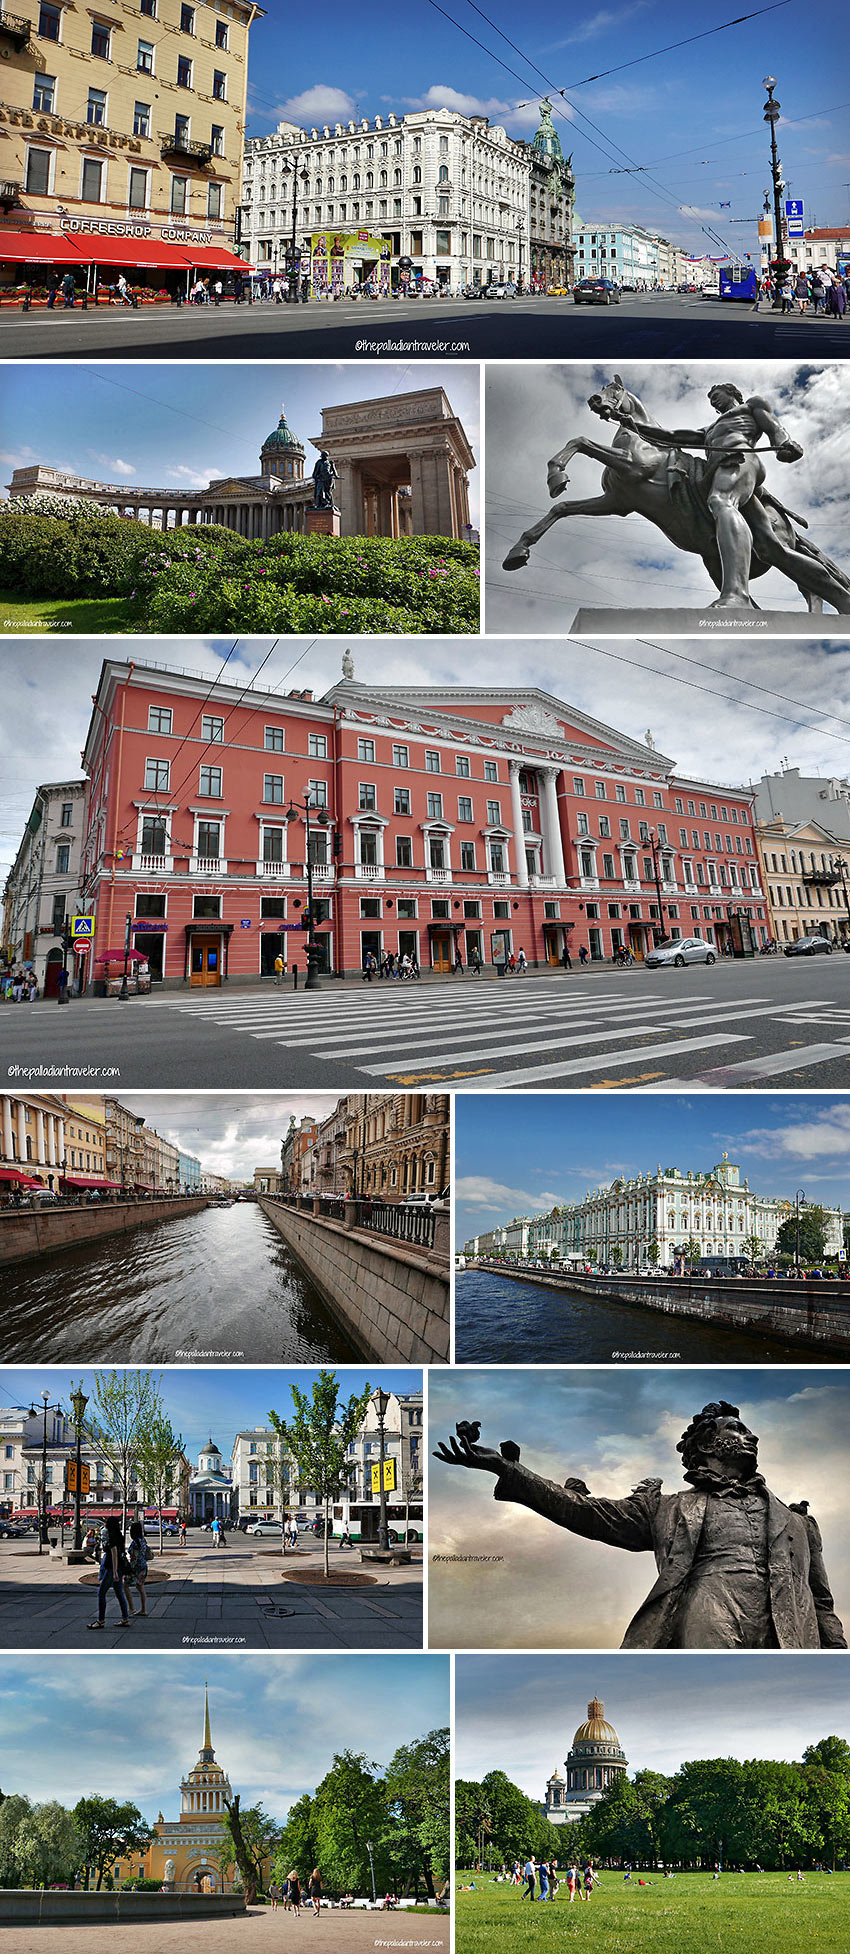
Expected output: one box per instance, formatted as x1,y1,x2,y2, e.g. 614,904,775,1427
455,1869,850,1952
0,591,135,631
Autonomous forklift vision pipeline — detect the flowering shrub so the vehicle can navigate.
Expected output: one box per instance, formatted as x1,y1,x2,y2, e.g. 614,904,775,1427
0,509,480,631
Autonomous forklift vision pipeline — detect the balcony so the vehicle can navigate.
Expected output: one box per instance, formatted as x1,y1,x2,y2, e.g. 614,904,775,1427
578,874,600,893
426,867,452,883
355,862,382,879
189,856,227,875
803,865,840,887
488,871,510,887
0,13,32,50
159,131,212,167
528,874,556,890
256,860,290,878
133,853,172,874
0,179,22,209
309,864,334,882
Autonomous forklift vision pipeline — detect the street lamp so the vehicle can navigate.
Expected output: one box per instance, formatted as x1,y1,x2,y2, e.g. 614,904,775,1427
648,829,667,943
284,796,331,991
372,1387,390,1553
829,856,850,943
365,1840,376,1904
795,1188,806,1272
515,213,525,294
70,1382,89,1553
30,1388,65,1554
763,77,791,295
281,158,310,302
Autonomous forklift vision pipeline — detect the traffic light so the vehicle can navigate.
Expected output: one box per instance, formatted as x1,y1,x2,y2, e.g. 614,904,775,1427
62,924,74,954
333,830,343,857
301,907,312,931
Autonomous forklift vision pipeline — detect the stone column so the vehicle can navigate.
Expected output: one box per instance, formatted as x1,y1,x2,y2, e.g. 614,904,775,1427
540,768,566,884
508,762,529,888
16,1100,27,1163
35,1107,45,1165
335,459,361,537
1,1096,13,1162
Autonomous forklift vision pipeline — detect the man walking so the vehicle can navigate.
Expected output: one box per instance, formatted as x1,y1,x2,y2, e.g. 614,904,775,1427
274,951,284,987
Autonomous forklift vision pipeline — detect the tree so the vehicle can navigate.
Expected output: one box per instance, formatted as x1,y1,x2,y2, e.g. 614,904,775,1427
219,1795,277,1905
272,1793,319,1888
262,1428,292,1551
72,1797,152,1891
308,1750,388,1894
682,1236,702,1268
134,1408,184,1555
647,1239,660,1267
611,1244,624,1269
86,1371,161,1529
384,1728,449,1898
741,1232,763,1269
803,1737,850,1779
12,1803,82,1889
0,1795,32,1887
268,1372,372,1579
775,1205,828,1266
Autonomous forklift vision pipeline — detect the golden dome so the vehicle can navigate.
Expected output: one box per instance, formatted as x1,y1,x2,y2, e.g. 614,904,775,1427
572,1696,620,1744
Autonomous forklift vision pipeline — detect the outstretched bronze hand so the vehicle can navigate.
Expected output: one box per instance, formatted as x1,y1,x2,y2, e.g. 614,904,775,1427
432,1430,517,1474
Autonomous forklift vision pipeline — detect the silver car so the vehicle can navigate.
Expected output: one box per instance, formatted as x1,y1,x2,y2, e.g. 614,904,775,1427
645,936,716,969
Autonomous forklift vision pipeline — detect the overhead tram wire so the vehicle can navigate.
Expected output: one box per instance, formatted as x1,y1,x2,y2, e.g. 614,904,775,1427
423,0,735,250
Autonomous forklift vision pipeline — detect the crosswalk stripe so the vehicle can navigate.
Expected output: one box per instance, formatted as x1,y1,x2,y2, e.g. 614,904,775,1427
251,994,729,1050
313,996,767,1060
387,1030,748,1083
686,1037,850,1085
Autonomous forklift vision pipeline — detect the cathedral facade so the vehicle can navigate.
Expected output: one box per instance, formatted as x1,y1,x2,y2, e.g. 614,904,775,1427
114,1689,266,1894
543,1697,628,1826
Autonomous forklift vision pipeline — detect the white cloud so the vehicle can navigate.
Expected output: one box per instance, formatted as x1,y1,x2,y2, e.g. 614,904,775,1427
545,1,654,50
265,84,358,126
455,1176,555,1214
164,462,224,488
0,445,36,468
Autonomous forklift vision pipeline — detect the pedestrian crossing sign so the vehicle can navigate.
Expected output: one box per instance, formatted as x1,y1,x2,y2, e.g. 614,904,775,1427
70,917,94,939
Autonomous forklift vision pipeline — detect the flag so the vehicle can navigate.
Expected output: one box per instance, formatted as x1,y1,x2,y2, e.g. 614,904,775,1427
719,201,731,209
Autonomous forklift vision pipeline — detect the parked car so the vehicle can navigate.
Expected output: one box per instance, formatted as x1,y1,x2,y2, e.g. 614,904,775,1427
784,935,833,956
645,937,716,968
573,277,621,305
0,1519,29,1539
246,1519,285,1536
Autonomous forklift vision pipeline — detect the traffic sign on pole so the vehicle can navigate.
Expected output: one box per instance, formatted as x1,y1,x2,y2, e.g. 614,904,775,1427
70,916,94,940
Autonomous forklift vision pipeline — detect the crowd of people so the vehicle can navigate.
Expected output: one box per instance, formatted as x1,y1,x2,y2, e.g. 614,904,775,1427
752,266,847,316
460,1857,601,1902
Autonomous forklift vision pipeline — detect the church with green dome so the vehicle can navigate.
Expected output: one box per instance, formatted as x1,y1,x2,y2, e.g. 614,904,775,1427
521,99,576,291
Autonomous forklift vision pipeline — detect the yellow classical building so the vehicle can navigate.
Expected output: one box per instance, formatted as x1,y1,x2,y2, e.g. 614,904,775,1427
115,1687,264,1893
0,0,264,293
755,816,850,948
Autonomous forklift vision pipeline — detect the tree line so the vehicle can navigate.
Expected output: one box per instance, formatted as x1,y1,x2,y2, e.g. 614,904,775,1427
457,1738,850,1872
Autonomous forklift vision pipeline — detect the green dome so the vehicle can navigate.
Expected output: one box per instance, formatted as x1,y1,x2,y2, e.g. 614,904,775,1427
261,405,305,456
533,98,564,165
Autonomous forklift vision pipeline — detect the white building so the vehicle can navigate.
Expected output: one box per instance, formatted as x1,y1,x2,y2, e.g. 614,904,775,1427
760,225,850,279
543,1698,629,1826
572,219,658,287
0,1403,153,1518
230,1391,423,1533
3,780,87,994
241,107,529,293
467,1156,843,1269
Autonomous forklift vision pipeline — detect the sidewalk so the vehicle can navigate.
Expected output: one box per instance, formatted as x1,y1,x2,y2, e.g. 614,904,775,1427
0,1540,422,1650
5,1908,448,1954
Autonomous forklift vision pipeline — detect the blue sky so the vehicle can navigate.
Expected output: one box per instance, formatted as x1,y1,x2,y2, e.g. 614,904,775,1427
0,1367,417,1476
243,0,847,255
0,363,479,514
0,1652,448,1821
428,1370,850,1648
456,1651,849,1790
456,1090,850,1240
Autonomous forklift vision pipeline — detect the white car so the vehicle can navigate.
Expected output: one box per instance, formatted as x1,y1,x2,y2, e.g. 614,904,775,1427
645,937,716,969
246,1519,285,1536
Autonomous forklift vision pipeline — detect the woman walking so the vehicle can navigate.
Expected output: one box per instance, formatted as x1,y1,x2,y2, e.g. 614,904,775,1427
126,1520,149,1619
88,1517,130,1630
288,1871,302,1916
566,1864,578,1903
309,1867,322,1915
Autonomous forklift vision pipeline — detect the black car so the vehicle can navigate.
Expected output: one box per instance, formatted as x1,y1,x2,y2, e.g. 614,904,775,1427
573,277,621,305
783,935,833,956
0,1519,29,1539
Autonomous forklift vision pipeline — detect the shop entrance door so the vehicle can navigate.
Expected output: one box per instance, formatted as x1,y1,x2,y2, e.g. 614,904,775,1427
431,932,453,971
190,937,221,987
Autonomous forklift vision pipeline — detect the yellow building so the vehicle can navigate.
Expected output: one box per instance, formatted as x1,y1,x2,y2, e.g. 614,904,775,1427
0,0,263,294
755,816,850,948
60,1093,112,1190
116,1687,265,1893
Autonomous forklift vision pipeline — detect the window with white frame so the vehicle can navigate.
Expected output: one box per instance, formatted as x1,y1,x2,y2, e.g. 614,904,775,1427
144,757,170,791
199,764,222,797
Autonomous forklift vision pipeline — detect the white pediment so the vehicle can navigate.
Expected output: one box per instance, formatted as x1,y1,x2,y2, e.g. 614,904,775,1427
501,703,566,737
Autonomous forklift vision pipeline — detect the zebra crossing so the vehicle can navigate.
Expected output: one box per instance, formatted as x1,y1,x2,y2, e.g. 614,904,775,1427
77,976,850,1089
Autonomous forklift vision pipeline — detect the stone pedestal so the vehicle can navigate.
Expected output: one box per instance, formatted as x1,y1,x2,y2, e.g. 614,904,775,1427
306,507,341,537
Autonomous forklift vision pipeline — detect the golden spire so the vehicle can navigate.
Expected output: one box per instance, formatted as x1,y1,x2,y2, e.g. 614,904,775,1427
203,1682,212,1754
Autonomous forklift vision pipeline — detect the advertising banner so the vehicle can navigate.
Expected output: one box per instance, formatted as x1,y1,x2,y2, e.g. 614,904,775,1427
310,230,392,295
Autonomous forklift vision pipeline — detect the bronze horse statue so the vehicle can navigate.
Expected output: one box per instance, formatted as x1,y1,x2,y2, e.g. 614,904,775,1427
503,374,850,614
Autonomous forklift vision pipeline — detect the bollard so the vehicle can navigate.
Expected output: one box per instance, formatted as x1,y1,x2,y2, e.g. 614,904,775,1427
293,967,298,991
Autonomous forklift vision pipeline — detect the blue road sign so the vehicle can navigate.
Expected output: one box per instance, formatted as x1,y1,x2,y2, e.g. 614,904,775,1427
70,916,94,939
785,199,804,218
788,219,805,238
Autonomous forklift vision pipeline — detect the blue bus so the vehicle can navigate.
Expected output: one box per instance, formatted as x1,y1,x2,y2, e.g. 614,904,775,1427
719,261,758,300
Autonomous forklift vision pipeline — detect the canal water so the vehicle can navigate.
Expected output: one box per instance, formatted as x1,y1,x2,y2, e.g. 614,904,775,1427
0,1204,360,1363
455,1268,833,1365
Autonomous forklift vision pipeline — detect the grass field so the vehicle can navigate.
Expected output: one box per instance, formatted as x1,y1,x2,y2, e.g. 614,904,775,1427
0,592,133,631
455,1869,849,1952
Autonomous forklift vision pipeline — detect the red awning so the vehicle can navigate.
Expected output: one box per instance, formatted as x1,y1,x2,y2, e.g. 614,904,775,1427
95,948,148,963
0,230,84,265
60,1175,121,1190
0,1168,45,1186
182,246,251,271
65,235,194,271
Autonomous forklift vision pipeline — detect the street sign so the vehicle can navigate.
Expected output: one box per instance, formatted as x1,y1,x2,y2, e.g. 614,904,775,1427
240,919,252,929
66,1461,90,1495
70,917,94,940
370,1458,397,1494
785,199,804,218
788,219,804,238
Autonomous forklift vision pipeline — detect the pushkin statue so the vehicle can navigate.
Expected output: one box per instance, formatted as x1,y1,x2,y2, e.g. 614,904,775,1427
434,1400,847,1649
311,450,339,511
503,374,850,614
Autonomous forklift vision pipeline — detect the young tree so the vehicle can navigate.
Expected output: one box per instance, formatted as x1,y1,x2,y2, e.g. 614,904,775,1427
268,1372,372,1579
741,1232,763,1269
72,1797,152,1891
682,1236,702,1269
611,1244,624,1269
134,1408,184,1555
12,1803,82,1890
86,1371,161,1529
647,1239,660,1267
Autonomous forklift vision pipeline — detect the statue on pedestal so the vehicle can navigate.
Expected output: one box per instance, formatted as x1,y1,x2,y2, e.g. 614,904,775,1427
434,1400,846,1649
503,374,850,615
311,451,339,511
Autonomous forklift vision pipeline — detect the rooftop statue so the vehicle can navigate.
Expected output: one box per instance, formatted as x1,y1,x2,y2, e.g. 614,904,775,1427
435,1400,847,1649
503,374,850,616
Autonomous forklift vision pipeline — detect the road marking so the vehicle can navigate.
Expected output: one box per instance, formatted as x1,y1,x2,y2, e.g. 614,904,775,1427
422,1030,749,1085
683,1037,850,1085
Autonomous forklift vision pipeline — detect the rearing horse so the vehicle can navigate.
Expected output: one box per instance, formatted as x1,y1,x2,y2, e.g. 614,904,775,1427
502,374,849,613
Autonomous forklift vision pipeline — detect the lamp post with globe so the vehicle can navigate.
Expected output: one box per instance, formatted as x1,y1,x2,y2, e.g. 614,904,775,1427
763,77,791,298
284,796,331,990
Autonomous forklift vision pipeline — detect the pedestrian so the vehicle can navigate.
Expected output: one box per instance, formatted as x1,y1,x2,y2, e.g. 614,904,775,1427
88,1517,130,1630
561,942,572,971
56,965,68,1005
578,943,589,964
61,270,76,308
548,1862,558,1901
517,947,528,975
827,278,846,319
268,1881,280,1912
274,951,284,987
793,271,808,313
117,273,131,306
522,1857,536,1901
179,1518,187,1546
811,272,826,314
288,1872,301,1916
309,1867,322,1914
339,1524,352,1549
583,1862,595,1901
779,276,793,314
538,1860,549,1901
400,952,412,980
507,951,517,976
46,272,58,310
362,951,374,982
470,946,482,975
213,279,223,307
567,1865,578,1903
454,949,464,976
126,1520,149,1618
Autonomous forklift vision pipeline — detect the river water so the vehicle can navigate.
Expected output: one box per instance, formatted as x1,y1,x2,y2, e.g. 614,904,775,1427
0,1204,360,1363
454,1268,832,1365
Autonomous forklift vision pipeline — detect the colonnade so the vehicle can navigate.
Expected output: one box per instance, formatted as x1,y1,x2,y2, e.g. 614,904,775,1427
1,1095,65,1175
508,761,567,888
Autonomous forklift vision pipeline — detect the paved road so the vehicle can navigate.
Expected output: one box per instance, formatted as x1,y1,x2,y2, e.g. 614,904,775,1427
3,959,849,1089
0,291,846,359
8,1910,447,1953
0,1536,422,1649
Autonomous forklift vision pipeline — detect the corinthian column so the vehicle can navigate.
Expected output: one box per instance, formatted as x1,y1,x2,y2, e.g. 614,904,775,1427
540,768,566,884
508,762,529,888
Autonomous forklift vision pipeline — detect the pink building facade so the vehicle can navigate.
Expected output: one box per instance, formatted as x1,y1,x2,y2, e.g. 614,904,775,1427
76,663,767,986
